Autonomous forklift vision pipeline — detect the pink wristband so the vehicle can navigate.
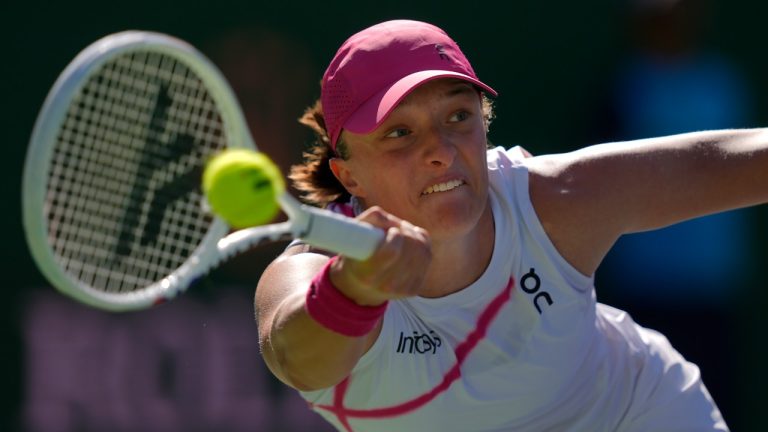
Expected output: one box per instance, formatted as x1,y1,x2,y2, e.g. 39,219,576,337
305,256,388,337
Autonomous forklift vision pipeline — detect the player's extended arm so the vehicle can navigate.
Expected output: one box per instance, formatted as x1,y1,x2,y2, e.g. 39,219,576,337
256,207,431,391
526,128,768,277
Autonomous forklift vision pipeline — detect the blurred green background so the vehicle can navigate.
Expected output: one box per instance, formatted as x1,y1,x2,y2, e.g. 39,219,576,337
4,0,766,430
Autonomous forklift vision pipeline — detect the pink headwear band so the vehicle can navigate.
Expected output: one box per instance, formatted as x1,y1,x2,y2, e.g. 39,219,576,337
321,20,497,149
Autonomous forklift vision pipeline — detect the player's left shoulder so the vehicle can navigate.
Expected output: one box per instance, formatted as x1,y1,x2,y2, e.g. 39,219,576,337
523,151,620,277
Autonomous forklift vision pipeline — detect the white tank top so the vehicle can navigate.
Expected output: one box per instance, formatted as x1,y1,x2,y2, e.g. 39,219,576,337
300,146,727,431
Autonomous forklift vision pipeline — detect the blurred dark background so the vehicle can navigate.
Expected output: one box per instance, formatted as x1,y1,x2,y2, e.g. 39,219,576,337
4,0,766,430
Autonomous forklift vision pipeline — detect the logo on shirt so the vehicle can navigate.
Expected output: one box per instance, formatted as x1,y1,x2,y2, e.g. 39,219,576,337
521,268,554,314
396,330,442,355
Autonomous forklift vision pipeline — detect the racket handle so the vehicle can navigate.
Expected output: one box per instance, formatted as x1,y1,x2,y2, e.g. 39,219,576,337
299,205,384,261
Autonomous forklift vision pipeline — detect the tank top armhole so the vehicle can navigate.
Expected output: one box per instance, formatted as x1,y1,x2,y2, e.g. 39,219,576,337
506,154,594,292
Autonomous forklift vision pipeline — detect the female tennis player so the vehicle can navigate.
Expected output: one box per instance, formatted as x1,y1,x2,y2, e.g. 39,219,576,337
255,19,766,431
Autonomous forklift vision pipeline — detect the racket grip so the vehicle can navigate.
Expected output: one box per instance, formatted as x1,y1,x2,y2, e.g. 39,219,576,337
300,206,384,261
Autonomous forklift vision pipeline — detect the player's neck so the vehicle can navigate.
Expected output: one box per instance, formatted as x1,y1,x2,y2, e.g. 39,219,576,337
419,202,495,298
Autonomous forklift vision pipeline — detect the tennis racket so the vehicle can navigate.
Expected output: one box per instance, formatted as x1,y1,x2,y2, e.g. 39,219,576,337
22,31,383,312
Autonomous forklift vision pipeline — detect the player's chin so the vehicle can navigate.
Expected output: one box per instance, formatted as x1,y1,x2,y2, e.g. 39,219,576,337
421,202,482,234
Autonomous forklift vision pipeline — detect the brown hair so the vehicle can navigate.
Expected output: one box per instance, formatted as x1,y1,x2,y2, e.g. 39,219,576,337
289,92,495,207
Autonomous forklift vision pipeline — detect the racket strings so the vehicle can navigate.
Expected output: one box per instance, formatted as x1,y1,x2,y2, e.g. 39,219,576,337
47,50,227,293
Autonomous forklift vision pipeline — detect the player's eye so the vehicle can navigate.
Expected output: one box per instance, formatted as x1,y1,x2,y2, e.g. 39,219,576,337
449,110,470,123
384,127,411,139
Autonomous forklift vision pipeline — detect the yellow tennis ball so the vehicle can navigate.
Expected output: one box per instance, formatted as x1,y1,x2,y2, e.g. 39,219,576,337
202,149,285,228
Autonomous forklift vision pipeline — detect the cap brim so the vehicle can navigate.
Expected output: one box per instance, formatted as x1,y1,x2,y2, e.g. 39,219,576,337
343,70,497,135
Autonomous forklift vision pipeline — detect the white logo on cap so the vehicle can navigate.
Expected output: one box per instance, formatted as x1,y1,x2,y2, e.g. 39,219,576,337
435,44,449,60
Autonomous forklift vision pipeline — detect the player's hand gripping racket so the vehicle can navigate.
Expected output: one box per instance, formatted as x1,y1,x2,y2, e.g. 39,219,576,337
22,31,383,311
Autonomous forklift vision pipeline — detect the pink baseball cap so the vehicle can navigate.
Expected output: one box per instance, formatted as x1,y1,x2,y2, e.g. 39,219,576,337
321,20,497,149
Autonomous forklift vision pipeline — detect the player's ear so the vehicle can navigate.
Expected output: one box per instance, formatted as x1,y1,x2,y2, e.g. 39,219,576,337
329,158,366,198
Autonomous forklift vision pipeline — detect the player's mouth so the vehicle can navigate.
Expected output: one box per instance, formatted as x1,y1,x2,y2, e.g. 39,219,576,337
421,179,466,196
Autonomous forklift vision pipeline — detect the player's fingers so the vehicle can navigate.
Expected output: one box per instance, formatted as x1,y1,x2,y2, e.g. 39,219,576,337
356,206,430,264
357,206,404,231
371,222,431,297
334,213,431,299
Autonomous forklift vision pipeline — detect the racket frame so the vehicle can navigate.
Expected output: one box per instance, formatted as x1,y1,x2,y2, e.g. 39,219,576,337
23,31,382,312
25,32,261,310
